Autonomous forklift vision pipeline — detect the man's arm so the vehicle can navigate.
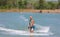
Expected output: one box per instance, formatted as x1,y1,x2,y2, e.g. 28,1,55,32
31,20,34,26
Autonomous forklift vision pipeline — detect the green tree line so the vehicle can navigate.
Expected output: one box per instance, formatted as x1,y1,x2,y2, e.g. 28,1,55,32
0,0,60,9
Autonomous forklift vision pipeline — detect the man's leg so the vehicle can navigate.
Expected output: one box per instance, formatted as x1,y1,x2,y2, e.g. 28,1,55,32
30,27,34,33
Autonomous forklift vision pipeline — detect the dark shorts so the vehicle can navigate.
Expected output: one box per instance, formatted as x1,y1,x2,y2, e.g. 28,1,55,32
30,26,35,30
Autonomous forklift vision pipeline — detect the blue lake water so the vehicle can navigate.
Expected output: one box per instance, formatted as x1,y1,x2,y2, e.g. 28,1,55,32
0,12,60,37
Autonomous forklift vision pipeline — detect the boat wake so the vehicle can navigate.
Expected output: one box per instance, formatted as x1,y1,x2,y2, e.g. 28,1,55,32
0,26,53,36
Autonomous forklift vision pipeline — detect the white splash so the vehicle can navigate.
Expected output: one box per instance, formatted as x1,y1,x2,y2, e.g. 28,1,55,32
0,27,53,36
34,24,50,33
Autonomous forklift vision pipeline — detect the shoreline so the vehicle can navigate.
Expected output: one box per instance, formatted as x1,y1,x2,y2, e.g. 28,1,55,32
0,9,60,13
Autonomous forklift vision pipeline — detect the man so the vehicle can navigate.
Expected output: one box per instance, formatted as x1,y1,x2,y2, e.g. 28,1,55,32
28,16,35,33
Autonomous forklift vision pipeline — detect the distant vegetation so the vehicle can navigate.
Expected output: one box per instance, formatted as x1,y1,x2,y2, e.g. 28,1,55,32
0,0,60,9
